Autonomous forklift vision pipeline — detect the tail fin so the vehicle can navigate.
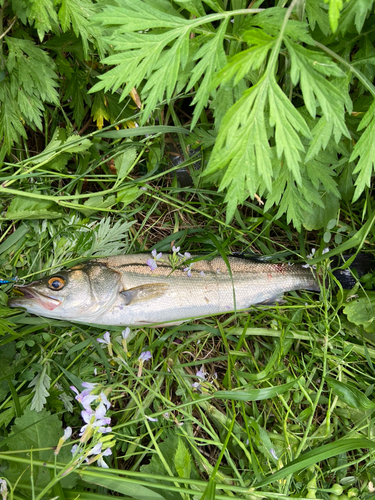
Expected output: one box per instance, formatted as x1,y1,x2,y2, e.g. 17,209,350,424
332,253,374,289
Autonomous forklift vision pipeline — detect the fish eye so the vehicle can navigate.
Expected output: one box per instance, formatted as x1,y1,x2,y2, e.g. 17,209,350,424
48,277,65,291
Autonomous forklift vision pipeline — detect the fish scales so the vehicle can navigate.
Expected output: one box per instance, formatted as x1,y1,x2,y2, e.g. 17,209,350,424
8,254,319,326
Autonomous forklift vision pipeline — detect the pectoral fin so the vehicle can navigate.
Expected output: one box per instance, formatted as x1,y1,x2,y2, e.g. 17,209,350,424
120,283,168,305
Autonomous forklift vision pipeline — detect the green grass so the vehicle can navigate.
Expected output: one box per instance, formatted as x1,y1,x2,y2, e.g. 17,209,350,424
0,135,374,500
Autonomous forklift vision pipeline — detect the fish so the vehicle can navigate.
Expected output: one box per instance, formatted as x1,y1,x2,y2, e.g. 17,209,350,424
7,253,322,327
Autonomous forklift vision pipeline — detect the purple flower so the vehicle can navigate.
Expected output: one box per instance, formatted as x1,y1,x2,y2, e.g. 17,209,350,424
88,442,103,456
97,331,113,356
122,327,131,340
71,444,79,455
147,249,162,271
97,392,111,410
82,382,97,390
138,351,152,363
146,416,158,422
138,351,152,377
97,331,111,345
172,246,180,253
200,271,205,276
196,366,206,380
184,264,193,277
97,448,112,468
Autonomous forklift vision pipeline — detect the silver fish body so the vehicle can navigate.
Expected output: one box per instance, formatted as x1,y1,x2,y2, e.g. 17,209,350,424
8,254,319,326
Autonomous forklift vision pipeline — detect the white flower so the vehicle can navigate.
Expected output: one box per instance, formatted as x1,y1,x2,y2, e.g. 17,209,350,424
0,478,8,500
97,332,111,345
122,327,131,340
146,416,158,422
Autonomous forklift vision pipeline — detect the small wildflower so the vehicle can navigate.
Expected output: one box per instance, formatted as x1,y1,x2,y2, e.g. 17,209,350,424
0,478,8,500
146,416,158,422
55,426,72,455
82,382,97,391
97,332,113,356
147,249,162,271
71,444,80,455
163,412,170,419
138,351,152,363
270,448,278,460
121,327,131,354
172,246,180,253
200,271,205,276
97,392,111,410
184,264,193,277
88,442,103,456
196,366,206,380
97,448,112,468
138,351,152,377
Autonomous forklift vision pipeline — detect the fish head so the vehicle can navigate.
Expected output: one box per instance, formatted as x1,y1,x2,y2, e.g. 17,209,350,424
8,263,122,321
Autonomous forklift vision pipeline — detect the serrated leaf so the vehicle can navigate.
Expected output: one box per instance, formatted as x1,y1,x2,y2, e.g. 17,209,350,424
174,438,192,478
326,377,375,410
285,40,349,145
117,186,142,207
325,0,346,32
3,406,77,489
305,0,331,36
337,0,374,34
58,0,108,59
77,195,116,217
248,7,314,44
268,80,311,184
28,365,51,412
211,33,275,88
6,196,62,220
350,99,375,201
28,0,59,40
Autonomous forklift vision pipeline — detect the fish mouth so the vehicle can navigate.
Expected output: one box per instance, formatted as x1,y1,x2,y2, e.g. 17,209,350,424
9,285,62,311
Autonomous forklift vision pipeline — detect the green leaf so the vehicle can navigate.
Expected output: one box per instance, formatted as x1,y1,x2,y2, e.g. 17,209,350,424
116,147,138,181
305,0,331,36
79,471,168,500
350,99,375,202
214,378,298,401
174,438,192,479
3,406,77,489
28,0,59,40
116,186,142,207
326,377,375,410
211,30,275,88
285,40,349,143
6,196,62,220
58,0,108,59
0,224,29,256
342,292,375,334
188,19,229,128
256,437,375,487
308,212,375,265
324,0,347,32
28,364,51,412
302,190,340,230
